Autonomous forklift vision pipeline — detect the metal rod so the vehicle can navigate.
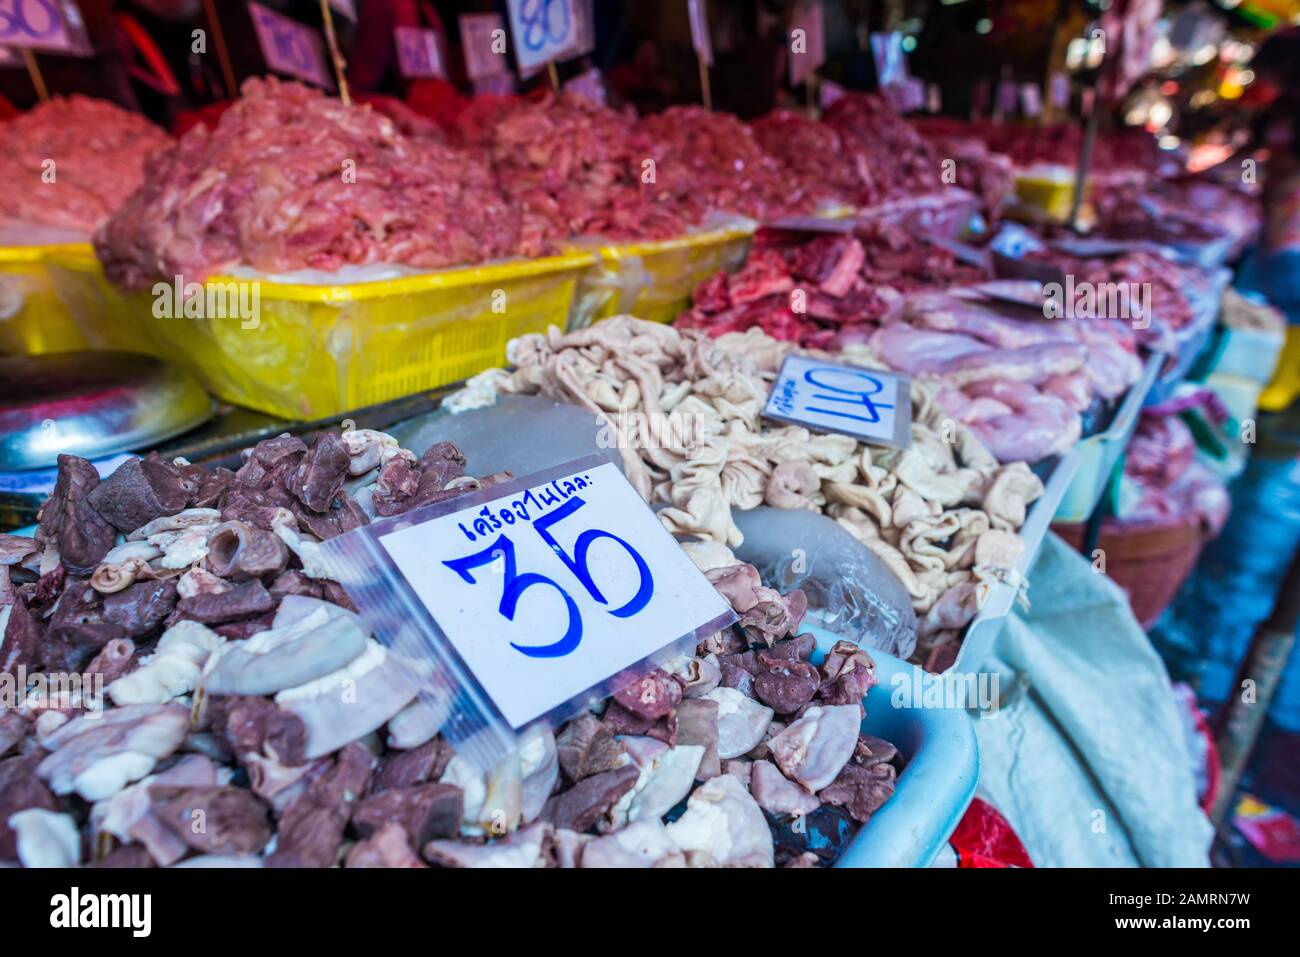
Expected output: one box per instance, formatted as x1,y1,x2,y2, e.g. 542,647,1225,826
21,48,49,103
319,0,350,105
1209,543,1300,826
202,0,237,99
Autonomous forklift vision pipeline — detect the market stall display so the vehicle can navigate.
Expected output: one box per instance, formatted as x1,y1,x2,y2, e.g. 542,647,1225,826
95,78,527,290
0,430,921,869
0,96,170,237
464,317,1044,664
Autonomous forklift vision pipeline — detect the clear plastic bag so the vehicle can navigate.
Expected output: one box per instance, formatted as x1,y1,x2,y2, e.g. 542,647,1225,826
731,506,919,659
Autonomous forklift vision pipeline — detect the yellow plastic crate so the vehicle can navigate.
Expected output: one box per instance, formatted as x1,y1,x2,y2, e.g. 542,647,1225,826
572,225,756,328
1011,166,1078,224
44,250,595,420
0,243,92,354
43,244,161,356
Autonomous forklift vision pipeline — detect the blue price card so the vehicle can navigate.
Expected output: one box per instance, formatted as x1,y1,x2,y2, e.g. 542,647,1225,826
319,455,736,759
763,354,912,449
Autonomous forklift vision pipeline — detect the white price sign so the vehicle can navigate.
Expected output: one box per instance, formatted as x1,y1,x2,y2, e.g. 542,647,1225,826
570,0,594,58
328,0,355,20
460,12,507,81
764,354,912,448
506,0,575,73
687,0,712,66
371,457,735,730
0,0,86,54
789,1,826,87
1050,72,1069,108
395,26,445,80
1020,82,1042,117
248,2,332,90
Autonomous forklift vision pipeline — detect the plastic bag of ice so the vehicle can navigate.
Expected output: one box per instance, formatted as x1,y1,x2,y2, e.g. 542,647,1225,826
393,394,624,479
732,507,918,659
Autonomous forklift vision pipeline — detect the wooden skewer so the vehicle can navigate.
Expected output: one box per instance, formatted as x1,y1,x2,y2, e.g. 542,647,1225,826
697,55,712,110
21,48,49,103
546,60,560,92
319,0,351,105
201,0,237,99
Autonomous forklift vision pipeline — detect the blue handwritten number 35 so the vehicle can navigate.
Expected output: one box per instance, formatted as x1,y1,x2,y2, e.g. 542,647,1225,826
519,0,570,53
442,496,653,658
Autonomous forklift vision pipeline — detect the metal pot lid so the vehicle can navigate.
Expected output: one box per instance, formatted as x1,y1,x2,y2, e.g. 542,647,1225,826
0,352,214,471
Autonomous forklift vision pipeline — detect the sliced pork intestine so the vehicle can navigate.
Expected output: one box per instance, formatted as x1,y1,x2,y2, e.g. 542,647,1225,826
108,620,224,706
273,642,419,759
497,318,1043,618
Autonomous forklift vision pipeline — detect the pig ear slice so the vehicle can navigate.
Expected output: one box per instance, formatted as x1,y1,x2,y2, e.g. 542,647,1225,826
702,686,774,759
274,642,420,760
127,508,222,542
200,611,368,697
109,620,224,706
768,704,862,793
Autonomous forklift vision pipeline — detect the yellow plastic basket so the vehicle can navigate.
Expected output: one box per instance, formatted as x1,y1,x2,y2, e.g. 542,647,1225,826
0,243,93,355
1011,167,1078,224
572,225,756,328
44,250,595,420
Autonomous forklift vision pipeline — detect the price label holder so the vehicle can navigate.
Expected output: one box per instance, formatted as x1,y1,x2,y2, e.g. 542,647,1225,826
461,12,507,81
319,455,736,770
763,354,912,449
248,2,332,90
506,0,575,74
0,0,90,55
395,25,445,80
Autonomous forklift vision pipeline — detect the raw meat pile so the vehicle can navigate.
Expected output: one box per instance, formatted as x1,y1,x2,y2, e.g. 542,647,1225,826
95,78,525,291
860,289,1144,463
470,316,1044,658
750,109,873,214
0,429,904,868
1105,413,1229,534
906,122,1015,219
454,91,690,247
1024,247,1201,354
911,119,1166,176
677,223,986,348
822,94,943,205
637,106,807,223
0,96,170,235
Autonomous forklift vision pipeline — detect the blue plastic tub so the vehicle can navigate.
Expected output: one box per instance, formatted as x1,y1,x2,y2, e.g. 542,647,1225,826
802,624,981,868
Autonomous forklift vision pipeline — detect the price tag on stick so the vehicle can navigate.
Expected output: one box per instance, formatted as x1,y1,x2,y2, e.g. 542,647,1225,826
506,0,575,74
0,0,89,55
320,456,736,764
460,12,507,81
248,2,333,90
789,1,826,87
394,26,445,80
687,0,712,66
763,354,912,448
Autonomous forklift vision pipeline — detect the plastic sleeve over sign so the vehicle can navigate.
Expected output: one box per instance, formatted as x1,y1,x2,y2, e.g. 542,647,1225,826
316,455,737,771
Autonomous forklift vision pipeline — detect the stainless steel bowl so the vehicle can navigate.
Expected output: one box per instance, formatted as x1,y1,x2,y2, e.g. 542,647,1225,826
0,352,214,470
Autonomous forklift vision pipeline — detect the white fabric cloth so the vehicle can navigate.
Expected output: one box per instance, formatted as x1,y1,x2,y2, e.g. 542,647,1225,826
972,533,1213,867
